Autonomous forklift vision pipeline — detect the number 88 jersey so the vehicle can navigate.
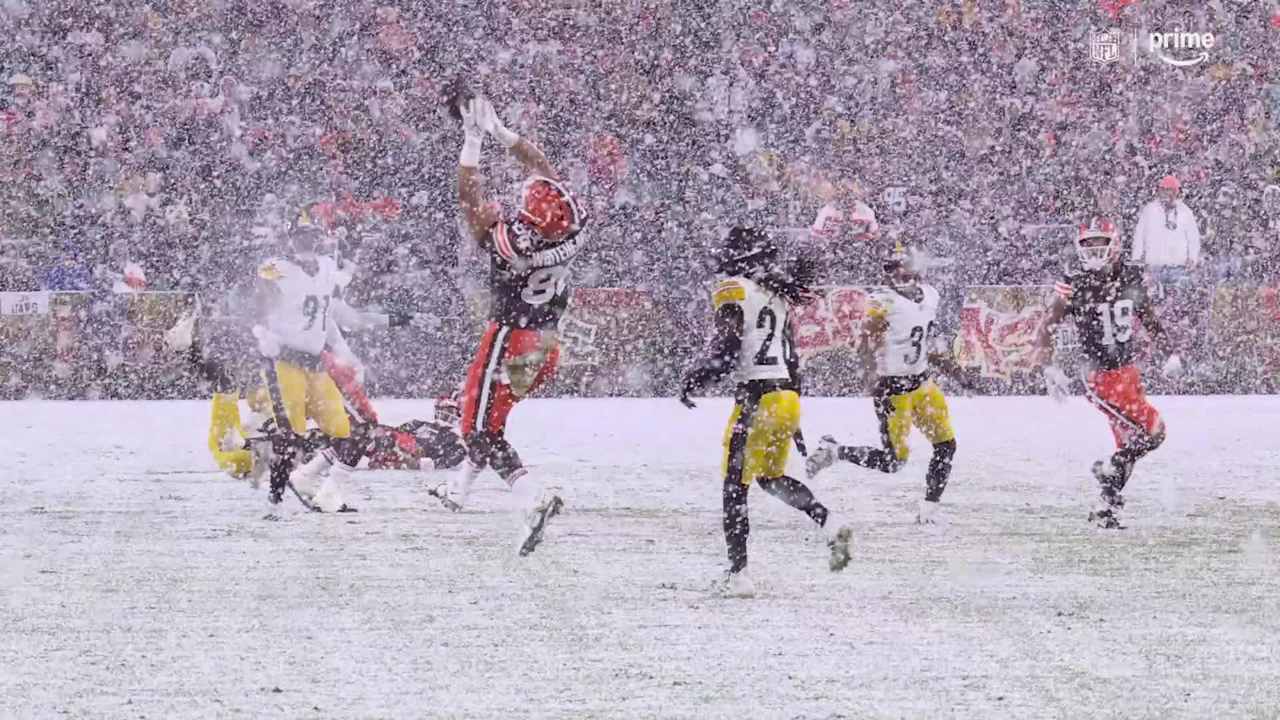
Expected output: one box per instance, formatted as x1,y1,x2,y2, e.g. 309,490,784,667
712,276,794,383
487,220,573,329
868,284,941,377
1060,264,1151,370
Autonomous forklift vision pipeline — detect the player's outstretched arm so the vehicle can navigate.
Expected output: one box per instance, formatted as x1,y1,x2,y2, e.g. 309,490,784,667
457,98,500,244
1033,295,1068,367
680,304,744,408
474,98,559,180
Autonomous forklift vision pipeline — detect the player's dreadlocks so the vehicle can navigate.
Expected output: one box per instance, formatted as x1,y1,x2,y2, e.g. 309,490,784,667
718,227,818,305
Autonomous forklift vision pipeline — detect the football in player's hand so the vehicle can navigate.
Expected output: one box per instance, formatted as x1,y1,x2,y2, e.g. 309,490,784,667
441,78,473,122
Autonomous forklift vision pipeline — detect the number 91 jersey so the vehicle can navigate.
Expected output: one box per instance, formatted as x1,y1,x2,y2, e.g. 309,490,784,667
712,276,794,383
1060,264,1150,370
258,254,342,356
867,284,941,377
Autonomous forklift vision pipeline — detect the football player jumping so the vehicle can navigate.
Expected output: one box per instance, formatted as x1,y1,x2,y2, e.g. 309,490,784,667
681,227,852,598
1034,217,1184,529
805,243,962,525
442,95,589,556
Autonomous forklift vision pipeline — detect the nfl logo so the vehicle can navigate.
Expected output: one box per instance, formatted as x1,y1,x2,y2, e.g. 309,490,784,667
1090,29,1121,64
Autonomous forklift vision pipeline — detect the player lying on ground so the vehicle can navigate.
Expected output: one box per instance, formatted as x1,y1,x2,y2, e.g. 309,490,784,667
442,93,589,555
165,274,464,506
1034,217,1184,529
680,227,852,598
805,243,965,524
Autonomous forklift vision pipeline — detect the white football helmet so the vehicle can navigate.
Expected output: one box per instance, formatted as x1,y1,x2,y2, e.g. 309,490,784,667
1076,217,1120,271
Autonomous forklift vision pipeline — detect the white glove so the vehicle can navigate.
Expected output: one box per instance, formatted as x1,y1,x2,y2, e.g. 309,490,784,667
164,311,196,353
1042,365,1071,403
1161,354,1185,380
252,324,281,359
472,97,519,147
458,98,484,167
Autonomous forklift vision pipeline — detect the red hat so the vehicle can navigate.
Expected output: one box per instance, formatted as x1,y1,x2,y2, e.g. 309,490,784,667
1158,175,1181,192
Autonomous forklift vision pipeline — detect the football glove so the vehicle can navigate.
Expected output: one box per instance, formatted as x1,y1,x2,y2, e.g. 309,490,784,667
1042,365,1071,403
458,98,484,167
473,97,520,147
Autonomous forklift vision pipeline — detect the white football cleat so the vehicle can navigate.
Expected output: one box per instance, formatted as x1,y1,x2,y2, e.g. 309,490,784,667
715,569,756,598
916,499,941,525
312,462,357,513
806,435,839,479
438,462,480,511
289,453,330,502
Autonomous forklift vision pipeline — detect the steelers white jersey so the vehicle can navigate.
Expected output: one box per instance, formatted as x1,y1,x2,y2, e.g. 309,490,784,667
712,275,793,383
868,283,941,377
258,254,342,356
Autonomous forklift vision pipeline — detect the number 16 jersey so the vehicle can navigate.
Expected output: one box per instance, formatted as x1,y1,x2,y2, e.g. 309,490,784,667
1058,264,1151,371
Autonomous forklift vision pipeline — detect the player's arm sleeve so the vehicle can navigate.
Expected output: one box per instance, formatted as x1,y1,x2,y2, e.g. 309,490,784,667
682,302,744,396
783,318,802,394
858,293,889,367
1034,287,1070,362
330,297,391,332
459,168,499,244
325,320,360,368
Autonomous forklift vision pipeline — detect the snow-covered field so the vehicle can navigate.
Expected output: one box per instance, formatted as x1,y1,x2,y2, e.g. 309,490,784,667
3,395,1279,719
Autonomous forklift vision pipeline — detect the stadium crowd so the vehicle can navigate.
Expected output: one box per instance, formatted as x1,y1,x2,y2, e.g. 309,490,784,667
2,0,1280,398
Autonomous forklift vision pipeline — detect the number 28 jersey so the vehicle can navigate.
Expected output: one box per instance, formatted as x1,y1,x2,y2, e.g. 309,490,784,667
712,275,794,384
1059,264,1151,371
487,220,572,330
867,284,940,377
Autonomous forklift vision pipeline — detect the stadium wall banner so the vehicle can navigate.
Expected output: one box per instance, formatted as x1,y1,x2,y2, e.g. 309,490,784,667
554,287,663,396
2,286,1278,399
0,291,51,316
955,285,1057,379
790,286,873,358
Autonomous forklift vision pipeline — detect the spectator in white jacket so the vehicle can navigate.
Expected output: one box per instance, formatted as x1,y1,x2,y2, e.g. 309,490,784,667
1132,175,1202,285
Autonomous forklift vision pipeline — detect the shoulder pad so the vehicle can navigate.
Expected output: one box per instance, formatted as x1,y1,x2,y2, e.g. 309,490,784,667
866,290,892,317
712,279,747,308
257,259,285,281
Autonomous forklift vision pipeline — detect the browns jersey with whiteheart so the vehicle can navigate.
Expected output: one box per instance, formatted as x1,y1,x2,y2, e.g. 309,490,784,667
443,94,585,556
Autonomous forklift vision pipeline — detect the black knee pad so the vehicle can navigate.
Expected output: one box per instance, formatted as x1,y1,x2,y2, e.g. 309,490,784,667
932,439,956,463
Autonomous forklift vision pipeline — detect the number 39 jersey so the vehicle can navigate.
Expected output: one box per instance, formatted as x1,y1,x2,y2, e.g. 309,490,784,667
487,220,572,329
258,254,342,356
867,284,941,377
1060,264,1151,370
712,275,794,384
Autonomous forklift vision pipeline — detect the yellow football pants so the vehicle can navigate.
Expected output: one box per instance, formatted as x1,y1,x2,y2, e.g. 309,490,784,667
264,360,351,439
878,380,955,460
722,389,801,486
208,392,253,478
